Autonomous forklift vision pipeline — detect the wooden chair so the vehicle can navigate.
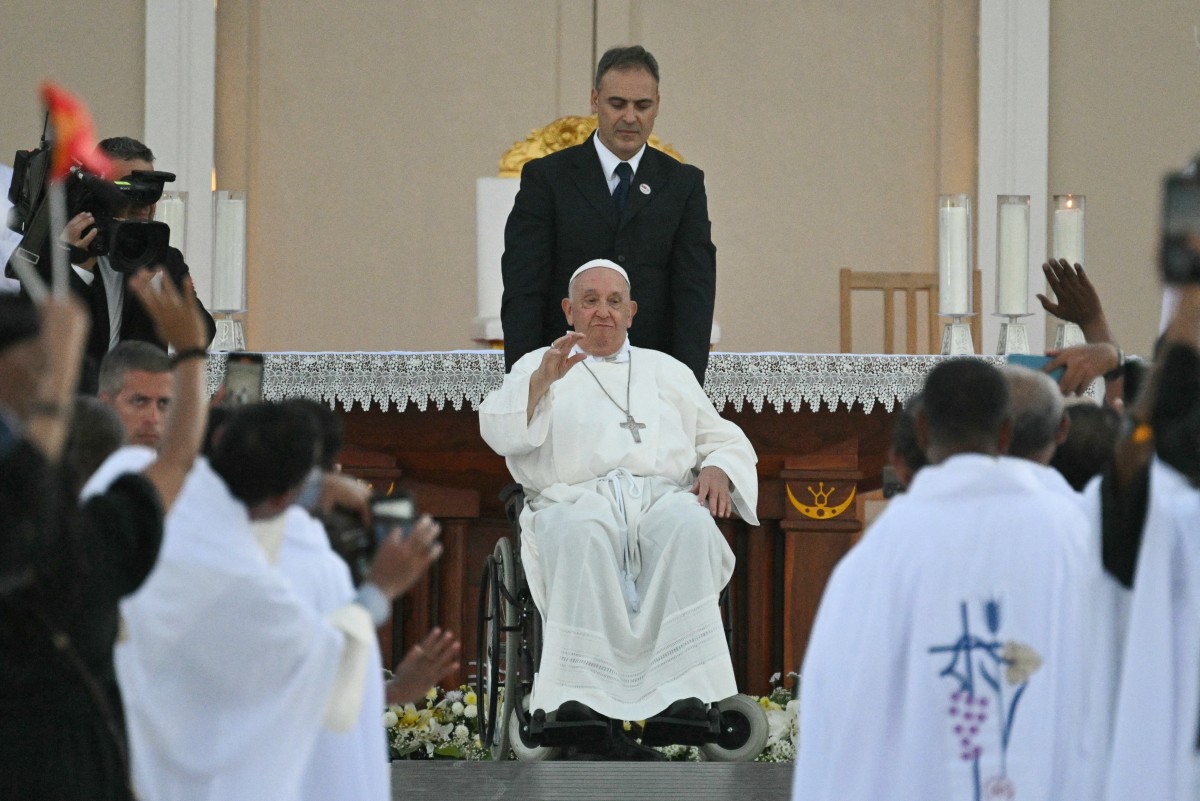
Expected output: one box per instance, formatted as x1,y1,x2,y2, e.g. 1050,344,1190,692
838,269,982,354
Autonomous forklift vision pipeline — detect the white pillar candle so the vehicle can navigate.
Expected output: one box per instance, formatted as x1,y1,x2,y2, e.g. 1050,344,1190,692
938,198,971,315
996,196,1030,315
156,191,187,253
212,191,247,313
1051,195,1085,267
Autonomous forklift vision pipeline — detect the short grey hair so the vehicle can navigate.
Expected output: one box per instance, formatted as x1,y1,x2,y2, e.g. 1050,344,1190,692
98,341,172,396
1003,365,1066,459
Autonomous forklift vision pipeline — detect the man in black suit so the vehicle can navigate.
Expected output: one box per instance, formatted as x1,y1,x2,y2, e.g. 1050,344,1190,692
48,137,215,393
501,45,716,384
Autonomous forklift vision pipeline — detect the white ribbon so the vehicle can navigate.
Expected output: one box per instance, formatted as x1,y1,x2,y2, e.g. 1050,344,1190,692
603,467,644,614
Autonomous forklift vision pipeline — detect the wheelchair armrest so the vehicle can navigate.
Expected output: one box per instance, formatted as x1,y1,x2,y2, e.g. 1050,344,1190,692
499,483,525,532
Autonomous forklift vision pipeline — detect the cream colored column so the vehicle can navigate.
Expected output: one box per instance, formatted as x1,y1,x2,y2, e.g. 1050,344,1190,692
978,0,1049,353
144,0,216,307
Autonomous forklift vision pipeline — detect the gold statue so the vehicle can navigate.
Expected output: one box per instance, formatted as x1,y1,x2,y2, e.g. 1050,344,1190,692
498,115,683,178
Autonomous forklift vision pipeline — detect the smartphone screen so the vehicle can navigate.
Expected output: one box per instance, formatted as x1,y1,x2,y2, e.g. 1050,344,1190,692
1006,353,1065,384
222,352,264,407
371,493,417,543
1161,174,1200,284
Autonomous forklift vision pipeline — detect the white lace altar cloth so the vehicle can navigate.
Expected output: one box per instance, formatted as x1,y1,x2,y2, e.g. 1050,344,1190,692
203,351,1008,414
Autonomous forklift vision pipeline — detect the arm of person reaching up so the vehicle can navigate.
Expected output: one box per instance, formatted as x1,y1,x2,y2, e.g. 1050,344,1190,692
1038,259,1126,405
130,270,210,511
320,514,445,730
24,295,90,460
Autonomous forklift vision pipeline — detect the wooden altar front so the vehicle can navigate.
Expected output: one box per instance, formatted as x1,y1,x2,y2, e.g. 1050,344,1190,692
207,352,965,696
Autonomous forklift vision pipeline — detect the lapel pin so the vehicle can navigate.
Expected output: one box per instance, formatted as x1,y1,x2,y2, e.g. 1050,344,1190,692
639,183,651,195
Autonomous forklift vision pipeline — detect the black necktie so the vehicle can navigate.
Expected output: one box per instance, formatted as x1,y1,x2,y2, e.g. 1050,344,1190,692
613,162,633,213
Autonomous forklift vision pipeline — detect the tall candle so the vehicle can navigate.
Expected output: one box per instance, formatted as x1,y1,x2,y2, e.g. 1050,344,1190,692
156,191,186,253
996,196,1030,316
212,191,247,313
1052,194,1085,267
938,197,971,315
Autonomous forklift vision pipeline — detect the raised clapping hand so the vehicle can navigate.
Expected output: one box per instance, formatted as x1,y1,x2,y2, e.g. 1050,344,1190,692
386,628,462,705
1036,259,1105,331
691,465,733,518
128,270,208,352
527,331,588,420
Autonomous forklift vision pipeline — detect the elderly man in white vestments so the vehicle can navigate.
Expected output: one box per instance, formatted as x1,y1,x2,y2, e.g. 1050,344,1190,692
97,403,443,801
479,259,758,751
792,358,1097,801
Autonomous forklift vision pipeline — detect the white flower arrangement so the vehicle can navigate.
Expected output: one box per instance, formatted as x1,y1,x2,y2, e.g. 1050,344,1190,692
385,674,801,762
385,685,489,760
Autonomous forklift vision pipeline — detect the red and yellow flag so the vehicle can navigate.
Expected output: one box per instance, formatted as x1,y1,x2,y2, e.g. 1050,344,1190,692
40,81,115,181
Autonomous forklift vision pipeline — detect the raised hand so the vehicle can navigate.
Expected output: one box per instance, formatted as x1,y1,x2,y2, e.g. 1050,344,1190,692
527,331,587,420
1044,342,1120,396
386,628,461,704
128,270,208,352
1036,259,1106,332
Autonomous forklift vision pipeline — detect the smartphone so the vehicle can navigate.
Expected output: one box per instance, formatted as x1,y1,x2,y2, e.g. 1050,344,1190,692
370,491,417,543
222,352,264,407
1006,353,1065,384
1160,169,1200,284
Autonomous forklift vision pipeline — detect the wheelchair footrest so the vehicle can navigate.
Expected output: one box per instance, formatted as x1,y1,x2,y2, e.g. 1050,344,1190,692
638,709,720,747
528,713,610,747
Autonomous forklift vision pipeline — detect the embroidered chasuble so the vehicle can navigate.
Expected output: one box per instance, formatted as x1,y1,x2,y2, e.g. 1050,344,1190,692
792,455,1098,801
479,346,759,720
83,452,373,801
1104,459,1200,801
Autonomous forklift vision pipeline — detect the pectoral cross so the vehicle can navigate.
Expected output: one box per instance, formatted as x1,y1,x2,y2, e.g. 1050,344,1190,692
620,413,646,443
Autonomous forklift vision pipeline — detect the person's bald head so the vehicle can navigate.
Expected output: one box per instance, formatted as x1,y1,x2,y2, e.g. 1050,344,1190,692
1003,365,1069,465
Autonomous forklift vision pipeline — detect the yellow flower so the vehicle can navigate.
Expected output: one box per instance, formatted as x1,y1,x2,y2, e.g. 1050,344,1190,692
425,687,438,703
463,691,477,706
622,721,632,731
400,710,422,727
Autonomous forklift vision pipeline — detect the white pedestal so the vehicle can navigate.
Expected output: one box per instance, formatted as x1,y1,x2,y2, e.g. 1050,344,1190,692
940,321,975,355
1053,322,1086,349
211,316,246,352
996,320,1030,355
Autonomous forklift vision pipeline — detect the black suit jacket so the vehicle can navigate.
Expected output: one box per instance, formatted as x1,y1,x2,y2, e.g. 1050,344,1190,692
500,134,716,384
22,245,216,393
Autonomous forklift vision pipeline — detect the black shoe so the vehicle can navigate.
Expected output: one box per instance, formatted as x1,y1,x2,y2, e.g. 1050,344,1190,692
597,729,666,761
640,697,713,747
554,700,605,723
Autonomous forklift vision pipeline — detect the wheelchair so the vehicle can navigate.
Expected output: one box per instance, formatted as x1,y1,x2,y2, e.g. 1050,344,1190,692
475,484,770,761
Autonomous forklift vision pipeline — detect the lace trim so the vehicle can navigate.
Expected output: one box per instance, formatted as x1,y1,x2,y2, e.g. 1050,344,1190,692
205,351,1013,414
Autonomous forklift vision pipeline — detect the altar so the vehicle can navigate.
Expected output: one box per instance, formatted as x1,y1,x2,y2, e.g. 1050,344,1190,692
206,351,992,695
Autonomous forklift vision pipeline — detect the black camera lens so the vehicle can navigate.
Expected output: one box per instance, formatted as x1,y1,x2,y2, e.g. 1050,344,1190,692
107,220,171,273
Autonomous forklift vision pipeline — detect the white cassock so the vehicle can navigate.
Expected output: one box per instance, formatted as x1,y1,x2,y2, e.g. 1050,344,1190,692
792,454,1097,801
255,507,390,801
1105,459,1200,801
85,450,376,801
479,345,759,721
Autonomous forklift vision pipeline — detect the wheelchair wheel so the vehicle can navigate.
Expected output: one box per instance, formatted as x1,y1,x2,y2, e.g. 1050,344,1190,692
698,694,769,763
491,538,519,760
507,695,561,762
476,543,515,760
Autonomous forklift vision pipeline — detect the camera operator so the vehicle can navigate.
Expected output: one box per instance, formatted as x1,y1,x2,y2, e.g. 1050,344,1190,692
40,136,215,392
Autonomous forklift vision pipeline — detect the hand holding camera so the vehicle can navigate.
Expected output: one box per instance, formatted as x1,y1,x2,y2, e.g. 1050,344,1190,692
366,514,443,601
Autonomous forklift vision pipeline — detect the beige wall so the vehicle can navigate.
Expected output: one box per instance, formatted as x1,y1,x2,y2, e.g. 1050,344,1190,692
0,1,144,168
2,2,1192,358
1047,0,1200,355
215,0,979,353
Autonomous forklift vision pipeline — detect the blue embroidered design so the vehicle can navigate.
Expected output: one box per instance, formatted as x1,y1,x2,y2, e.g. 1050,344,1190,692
929,600,1042,801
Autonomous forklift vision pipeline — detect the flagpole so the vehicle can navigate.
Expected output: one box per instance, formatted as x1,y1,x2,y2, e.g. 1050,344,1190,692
48,181,69,299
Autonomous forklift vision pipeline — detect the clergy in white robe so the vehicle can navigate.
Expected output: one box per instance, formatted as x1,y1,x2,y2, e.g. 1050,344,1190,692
480,259,758,722
793,358,1097,801
256,506,390,801
93,404,404,801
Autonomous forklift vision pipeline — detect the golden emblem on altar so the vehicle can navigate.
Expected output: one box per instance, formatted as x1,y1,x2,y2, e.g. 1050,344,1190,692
786,481,857,520
498,115,684,177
